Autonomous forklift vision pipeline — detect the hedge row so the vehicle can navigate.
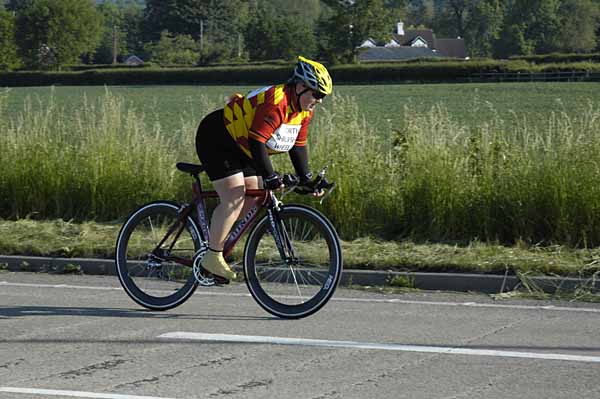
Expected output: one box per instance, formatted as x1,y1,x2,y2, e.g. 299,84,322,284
510,53,600,64
2,60,600,86
64,59,293,71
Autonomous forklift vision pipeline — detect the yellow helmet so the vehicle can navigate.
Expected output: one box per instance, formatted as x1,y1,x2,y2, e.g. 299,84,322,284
292,56,333,95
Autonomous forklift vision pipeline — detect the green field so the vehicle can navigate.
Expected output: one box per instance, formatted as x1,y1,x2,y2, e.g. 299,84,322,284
4,82,600,135
2,82,600,246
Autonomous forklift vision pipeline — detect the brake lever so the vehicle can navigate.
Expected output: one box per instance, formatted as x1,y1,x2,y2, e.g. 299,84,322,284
280,173,299,200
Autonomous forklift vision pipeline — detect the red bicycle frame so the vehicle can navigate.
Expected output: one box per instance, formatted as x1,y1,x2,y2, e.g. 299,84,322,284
191,179,271,259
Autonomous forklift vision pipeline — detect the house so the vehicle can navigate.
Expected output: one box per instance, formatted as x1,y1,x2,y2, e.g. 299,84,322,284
358,22,468,62
124,55,144,66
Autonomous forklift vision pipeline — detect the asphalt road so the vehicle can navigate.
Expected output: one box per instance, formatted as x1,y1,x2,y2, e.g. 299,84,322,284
1,271,599,399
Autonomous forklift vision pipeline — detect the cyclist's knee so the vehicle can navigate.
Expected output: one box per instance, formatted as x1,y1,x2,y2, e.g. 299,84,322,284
222,191,245,212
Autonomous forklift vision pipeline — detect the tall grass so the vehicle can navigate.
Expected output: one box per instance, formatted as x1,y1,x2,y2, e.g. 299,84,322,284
405,100,600,246
0,88,213,220
306,94,600,246
2,87,600,246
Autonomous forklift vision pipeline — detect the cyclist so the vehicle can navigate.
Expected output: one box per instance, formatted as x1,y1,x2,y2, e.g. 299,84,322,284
195,56,333,281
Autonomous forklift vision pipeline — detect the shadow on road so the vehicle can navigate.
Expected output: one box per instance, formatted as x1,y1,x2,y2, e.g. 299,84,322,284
0,305,275,321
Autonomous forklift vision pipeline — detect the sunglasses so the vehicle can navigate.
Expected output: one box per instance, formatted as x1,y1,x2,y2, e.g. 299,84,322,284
311,91,326,100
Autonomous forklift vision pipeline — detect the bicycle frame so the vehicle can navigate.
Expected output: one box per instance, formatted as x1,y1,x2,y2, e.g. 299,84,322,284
151,172,300,269
190,178,271,259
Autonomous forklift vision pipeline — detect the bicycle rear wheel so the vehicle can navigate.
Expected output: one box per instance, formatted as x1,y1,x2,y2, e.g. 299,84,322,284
243,204,343,319
115,201,202,310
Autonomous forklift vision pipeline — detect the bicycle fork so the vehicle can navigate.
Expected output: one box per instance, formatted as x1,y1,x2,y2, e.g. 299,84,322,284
267,207,305,299
268,206,303,268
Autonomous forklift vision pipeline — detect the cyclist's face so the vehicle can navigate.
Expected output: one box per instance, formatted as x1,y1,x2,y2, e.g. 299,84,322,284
297,83,325,112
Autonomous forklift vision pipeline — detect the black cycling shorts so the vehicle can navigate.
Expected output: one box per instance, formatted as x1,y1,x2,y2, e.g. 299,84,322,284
195,109,258,181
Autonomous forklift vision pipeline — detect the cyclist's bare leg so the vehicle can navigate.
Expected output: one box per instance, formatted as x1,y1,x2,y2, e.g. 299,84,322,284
238,175,262,219
208,174,263,250
208,173,247,250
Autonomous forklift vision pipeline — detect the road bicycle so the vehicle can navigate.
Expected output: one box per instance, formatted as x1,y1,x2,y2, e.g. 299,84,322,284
115,162,343,319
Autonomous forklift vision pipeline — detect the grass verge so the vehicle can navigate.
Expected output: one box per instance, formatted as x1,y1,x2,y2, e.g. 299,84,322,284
2,218,600,278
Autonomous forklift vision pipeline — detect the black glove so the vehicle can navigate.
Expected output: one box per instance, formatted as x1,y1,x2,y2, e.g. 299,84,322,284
263,173,283,190
295,173,324,195
282,173,334,195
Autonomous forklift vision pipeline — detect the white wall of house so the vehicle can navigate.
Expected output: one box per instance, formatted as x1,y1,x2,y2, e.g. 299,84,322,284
359,39,377,48
410,37,429,48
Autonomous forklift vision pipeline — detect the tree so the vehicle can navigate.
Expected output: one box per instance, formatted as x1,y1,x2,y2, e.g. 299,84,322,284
120,1,145,58
143,0,248,63
0,8,22,70
202,0,249,61
405,0,436,28
91,1,145,64
556,0,599,53
320,0,397,63
494,22,534,57
436,0,469,38
266,0,322,25
143,0,209,42
4,0,35,11
15,0,103,69
494,0,562,57
465,0,505,57
145,30,200,65
245,2,317,61
433,0,505,58
95,1,128,64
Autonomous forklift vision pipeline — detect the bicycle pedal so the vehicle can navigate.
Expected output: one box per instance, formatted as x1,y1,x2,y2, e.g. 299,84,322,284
213,275,230,285
198,268,230,285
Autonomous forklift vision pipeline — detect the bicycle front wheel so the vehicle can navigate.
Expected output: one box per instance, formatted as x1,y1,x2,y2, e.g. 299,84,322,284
115,201,202,310
243,204,343,319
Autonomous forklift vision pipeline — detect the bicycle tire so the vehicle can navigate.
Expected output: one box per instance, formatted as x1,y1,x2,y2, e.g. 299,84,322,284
115,201,202,310
243,204,343,319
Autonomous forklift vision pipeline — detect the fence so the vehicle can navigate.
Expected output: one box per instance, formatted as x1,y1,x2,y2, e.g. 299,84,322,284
475,71,600,83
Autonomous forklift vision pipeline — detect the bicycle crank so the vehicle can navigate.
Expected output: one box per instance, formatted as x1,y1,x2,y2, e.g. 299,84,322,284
192,245,215,286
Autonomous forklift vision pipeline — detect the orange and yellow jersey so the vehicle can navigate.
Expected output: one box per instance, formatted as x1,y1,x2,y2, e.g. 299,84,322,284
223,84,313,158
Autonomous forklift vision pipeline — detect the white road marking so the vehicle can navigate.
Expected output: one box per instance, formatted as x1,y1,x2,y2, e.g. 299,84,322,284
0,387,175,399
158,332,600,364
0,281,122,291
2,281,600,313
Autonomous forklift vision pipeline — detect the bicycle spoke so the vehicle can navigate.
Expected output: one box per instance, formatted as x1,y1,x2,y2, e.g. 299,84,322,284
148,217,157,242
116,202,200,310
289,266,304,301
260,267,285,282
245,205,342,318
253,261,287,267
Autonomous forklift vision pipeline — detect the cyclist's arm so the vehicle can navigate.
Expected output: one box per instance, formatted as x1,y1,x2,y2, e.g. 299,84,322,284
289,145,310,178
248,137,275,177
289,116,311,179
248,105,282,179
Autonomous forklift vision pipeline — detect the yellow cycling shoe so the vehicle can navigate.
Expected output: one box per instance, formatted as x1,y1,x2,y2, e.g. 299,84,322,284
201,249,236,281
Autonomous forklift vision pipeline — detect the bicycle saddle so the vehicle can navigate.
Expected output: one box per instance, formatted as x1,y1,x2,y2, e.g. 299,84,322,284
176,162,205,176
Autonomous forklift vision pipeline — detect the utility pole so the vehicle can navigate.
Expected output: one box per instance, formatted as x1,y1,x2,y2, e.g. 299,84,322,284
200,20,204,54
112,24,118,64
